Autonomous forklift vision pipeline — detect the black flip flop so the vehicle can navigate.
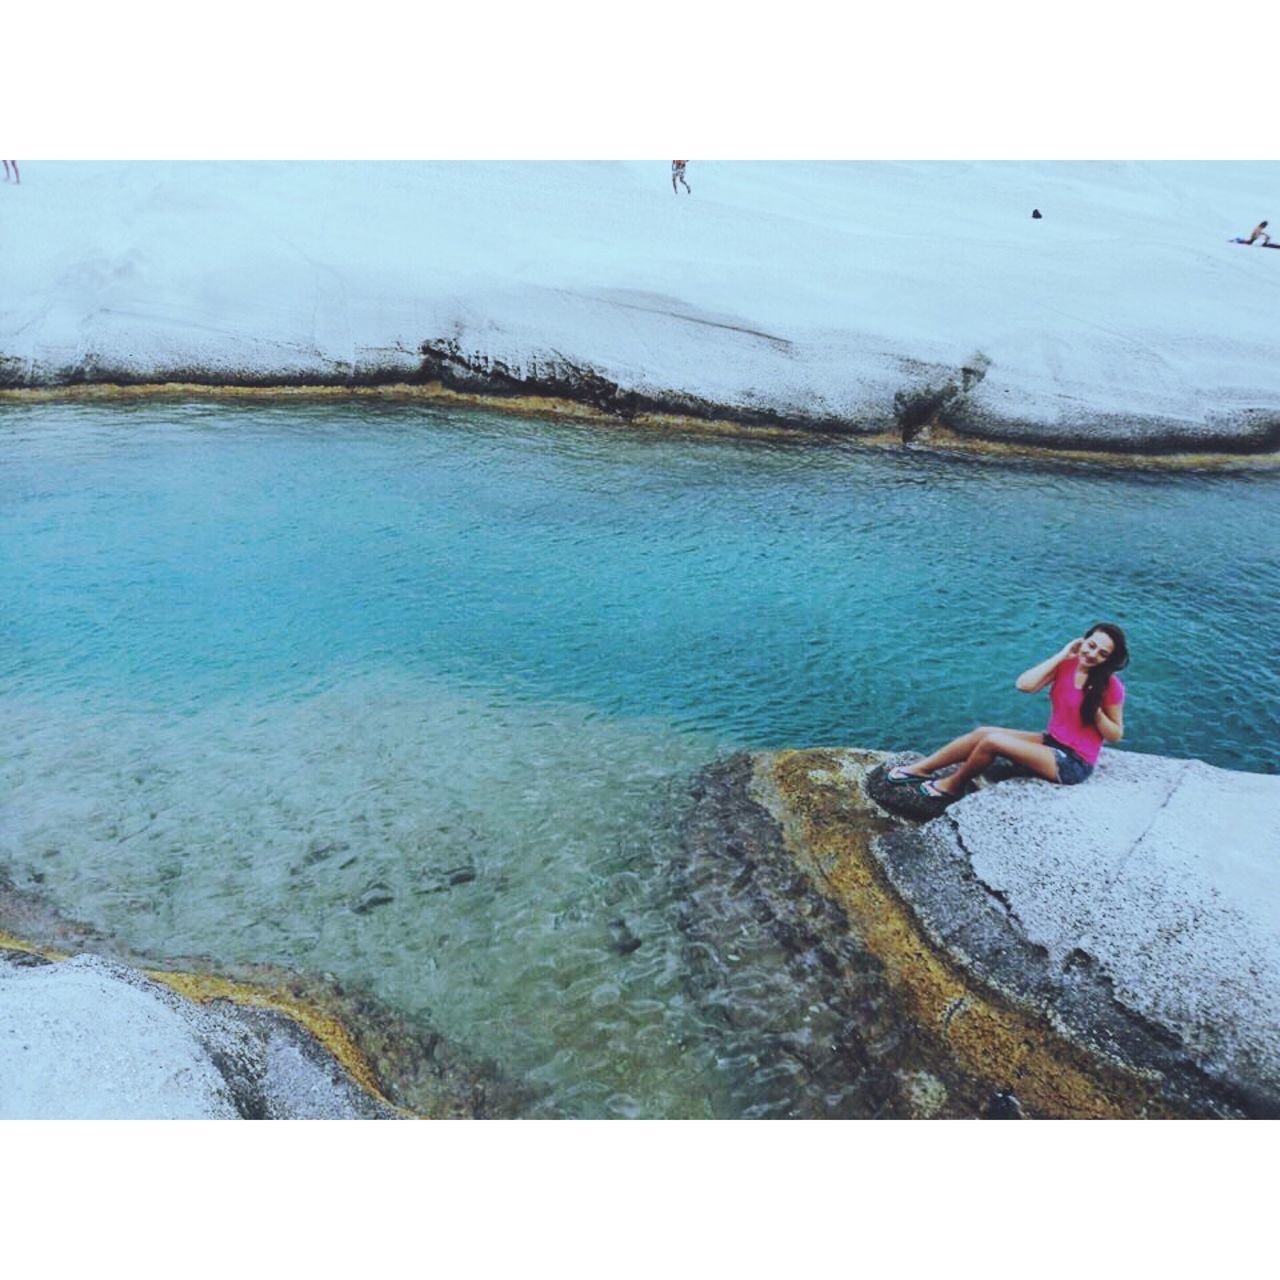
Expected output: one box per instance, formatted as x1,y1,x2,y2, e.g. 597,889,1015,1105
885,765,930,786
916,779,960,804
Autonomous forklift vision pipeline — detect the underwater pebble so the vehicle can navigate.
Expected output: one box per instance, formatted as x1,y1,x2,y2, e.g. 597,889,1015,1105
415,864,478,894
303,838,350,866
607,917,643,955
353,883,395,914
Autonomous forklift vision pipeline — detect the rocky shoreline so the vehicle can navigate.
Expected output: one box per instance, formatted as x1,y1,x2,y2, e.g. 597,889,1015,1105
3,367,1278,471
5,741,1276,1119
687,747,1280,1119
670,753,1002,1118
0,872,547,1120
415,340,1280,459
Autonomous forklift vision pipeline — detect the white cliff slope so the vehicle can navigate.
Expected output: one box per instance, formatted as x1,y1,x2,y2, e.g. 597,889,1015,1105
3,161,1279,447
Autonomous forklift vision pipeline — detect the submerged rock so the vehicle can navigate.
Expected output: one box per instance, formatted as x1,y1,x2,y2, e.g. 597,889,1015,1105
0,874,547,1120
606,917,643,956
353,882,395,914
415,864,478,894
300,837,350,867
670,754,996,1119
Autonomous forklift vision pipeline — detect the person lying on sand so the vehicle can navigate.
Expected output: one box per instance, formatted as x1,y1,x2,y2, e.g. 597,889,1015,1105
1231,220,1270,245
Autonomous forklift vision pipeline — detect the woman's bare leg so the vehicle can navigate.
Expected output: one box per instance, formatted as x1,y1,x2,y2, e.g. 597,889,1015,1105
898,726,1042,778
929,730,1059,796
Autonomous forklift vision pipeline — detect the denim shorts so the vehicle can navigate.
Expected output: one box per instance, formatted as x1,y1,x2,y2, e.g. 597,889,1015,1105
989,735,1094,786
1043,734,1094,786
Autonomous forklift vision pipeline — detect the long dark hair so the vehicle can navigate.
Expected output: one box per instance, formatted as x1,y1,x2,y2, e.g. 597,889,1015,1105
1080,622,1130,728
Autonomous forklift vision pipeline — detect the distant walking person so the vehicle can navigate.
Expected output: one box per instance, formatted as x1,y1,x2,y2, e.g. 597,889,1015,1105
2,161,18,184
672,160,691,195
1230,219,1270,245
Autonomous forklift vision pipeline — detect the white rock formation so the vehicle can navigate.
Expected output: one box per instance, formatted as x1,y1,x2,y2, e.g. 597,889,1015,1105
0,952,391,1119
3,161,1279,446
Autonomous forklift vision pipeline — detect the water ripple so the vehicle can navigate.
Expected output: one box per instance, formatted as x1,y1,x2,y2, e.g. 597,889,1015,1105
2,400,1278,1116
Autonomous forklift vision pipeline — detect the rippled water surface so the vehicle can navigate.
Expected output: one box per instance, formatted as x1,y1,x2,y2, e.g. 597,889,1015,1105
3,401,1278,1116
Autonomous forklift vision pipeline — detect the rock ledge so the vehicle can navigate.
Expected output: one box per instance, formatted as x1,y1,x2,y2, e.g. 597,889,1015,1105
701,747,1280,1118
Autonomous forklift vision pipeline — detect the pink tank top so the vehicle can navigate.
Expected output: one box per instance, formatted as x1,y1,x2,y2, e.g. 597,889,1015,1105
1045,660,1125,765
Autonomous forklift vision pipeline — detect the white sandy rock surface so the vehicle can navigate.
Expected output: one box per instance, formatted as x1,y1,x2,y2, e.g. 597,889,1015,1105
3,161,1279,446
0,952,391,1119
921,750,1280,1096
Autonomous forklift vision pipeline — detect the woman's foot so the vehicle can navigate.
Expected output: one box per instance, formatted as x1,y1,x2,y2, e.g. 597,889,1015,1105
917,779,961,803
886,764,931,784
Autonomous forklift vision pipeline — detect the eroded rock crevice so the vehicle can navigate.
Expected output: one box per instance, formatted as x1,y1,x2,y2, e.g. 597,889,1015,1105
418,338,858,434
894,352,991,442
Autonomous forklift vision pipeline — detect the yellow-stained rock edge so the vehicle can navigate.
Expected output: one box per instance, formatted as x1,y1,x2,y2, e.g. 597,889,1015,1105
0,930,62,962
754,750,1179,1119
1,382,1275,469
0,929,410,1117
909,422,1279,472
0,382,809,443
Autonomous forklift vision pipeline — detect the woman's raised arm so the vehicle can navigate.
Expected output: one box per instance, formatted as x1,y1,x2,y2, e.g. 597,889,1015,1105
1016,638,1080,693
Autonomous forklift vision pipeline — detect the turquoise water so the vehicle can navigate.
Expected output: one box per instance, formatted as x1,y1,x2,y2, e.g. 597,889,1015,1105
2,401,1278,1115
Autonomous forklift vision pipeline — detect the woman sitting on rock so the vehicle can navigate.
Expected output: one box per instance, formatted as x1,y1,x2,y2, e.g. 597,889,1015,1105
886,623,1129,804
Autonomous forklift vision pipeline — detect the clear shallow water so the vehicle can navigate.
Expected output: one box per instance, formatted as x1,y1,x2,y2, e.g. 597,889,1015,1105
2,401,1278,1116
